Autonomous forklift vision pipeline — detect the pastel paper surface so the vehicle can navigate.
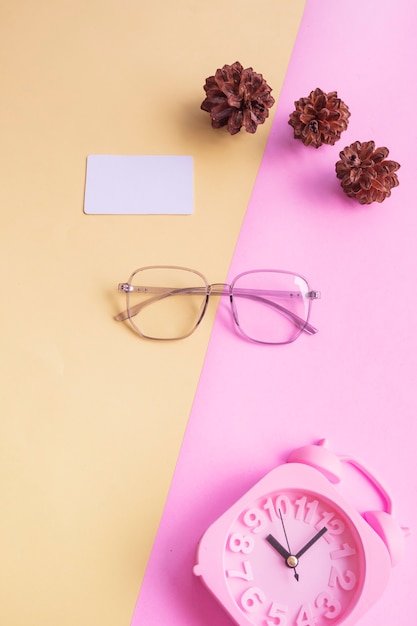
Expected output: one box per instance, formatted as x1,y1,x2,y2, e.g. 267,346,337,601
131,0,416,624
84,155,194,214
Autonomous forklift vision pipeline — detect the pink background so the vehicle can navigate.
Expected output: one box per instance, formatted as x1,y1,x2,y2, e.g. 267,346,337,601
131,0,416,624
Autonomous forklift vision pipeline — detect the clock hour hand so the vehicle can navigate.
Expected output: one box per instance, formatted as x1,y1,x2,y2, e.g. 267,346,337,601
266,533,299,580
266,534,291,561
295,526,328,560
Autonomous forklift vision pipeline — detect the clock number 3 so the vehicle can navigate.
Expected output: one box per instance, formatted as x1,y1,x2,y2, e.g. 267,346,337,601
315,592,342,619
296,593,342,625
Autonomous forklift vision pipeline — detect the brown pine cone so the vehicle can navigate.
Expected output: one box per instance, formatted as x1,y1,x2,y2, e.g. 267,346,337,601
201,61,275,135
336,141,400,204
288,88,350,148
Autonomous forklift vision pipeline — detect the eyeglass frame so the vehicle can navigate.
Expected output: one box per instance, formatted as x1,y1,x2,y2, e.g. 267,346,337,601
115,265,321,344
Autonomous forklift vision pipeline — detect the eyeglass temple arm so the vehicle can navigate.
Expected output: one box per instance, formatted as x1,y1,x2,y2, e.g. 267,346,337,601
115,285,318,335
114,285,209,322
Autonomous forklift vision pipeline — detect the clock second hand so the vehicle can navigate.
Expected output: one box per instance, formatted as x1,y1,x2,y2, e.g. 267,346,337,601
278,508,299,582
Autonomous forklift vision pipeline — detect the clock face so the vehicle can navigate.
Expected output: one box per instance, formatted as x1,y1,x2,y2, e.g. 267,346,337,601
223,488,365,626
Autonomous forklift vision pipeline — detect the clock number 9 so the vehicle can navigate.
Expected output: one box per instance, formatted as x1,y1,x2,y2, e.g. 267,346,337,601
229,533,255,554
243,508,268,533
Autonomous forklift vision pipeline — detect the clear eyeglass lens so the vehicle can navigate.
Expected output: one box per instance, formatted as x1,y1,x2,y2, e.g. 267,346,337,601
231,271,311,344
126,267,208,340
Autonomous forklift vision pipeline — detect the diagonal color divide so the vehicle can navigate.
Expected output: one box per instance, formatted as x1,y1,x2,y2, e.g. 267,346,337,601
130,1,417,625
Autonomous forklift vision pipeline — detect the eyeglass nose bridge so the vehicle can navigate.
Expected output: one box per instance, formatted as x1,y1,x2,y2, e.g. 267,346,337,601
208,282,232,297
207,282,241,333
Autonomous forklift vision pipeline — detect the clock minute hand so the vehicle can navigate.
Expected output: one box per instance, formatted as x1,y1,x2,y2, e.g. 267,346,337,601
295,527,328,560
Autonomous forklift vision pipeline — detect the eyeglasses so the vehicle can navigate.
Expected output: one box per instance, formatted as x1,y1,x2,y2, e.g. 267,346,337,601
115,266,320,344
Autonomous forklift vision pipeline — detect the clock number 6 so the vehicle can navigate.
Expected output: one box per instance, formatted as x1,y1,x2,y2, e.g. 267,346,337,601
240,587,266,613
229,533,255,554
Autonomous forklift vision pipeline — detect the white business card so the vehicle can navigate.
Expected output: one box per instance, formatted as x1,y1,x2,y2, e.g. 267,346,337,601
84,155,194,215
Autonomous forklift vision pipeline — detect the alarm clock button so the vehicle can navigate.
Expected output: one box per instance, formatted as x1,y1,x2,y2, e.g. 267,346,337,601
287,439,343,483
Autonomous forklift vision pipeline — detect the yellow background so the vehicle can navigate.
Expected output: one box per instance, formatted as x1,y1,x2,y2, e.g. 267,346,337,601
0,1,305,624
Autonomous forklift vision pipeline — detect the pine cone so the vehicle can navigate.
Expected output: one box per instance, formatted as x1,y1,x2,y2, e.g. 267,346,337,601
201,61,275,135
288,88,350,148
336,141,400,204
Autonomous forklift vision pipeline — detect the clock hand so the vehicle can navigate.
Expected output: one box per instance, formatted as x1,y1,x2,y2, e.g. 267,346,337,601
295,526,328,560
266,533,300,577
278,508,299,581
266,534,291,561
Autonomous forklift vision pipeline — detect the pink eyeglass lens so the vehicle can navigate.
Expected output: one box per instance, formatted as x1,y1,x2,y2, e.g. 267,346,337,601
230,270,315,344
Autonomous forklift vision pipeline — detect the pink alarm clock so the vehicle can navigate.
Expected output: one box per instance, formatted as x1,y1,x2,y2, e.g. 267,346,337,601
194,439,409,626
